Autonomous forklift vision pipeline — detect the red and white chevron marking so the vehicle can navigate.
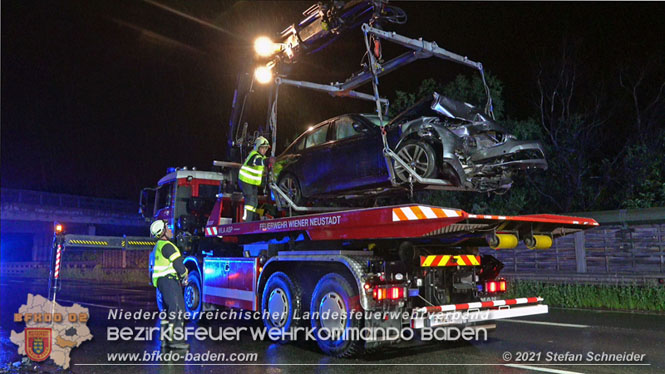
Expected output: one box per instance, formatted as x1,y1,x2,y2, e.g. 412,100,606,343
54,244,62,279
414,296,543,314
205,226,219,237
392,206,461,222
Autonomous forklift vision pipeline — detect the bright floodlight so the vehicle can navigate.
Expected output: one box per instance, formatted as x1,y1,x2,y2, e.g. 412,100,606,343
254,36,276,57
254,66,273,84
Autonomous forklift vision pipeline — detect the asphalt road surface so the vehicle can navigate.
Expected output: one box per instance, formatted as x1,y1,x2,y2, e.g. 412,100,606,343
1,276,663,374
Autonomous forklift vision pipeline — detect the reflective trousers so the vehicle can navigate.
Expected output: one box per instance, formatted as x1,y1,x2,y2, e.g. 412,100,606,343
157,276,186,343
239,180,259,222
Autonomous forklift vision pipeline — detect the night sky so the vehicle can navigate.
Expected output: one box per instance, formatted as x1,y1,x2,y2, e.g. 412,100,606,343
2,1,664,200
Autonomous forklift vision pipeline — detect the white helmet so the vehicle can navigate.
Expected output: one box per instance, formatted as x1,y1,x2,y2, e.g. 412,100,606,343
254,136,270,150
150,220,167,238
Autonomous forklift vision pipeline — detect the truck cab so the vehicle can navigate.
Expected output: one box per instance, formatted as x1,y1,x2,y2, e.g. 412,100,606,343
139,166,242,254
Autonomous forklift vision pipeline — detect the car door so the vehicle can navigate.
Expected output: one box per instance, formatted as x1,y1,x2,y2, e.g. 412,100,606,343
326,115,384,193
298,121,333,196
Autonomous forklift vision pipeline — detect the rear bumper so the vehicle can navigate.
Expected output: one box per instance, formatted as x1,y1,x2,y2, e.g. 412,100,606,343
411,296,547,329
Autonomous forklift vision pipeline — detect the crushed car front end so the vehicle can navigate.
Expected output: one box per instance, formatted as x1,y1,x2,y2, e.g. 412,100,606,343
394,93,547,192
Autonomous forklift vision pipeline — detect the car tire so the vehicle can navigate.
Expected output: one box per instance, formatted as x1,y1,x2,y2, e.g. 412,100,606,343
310,273,364,357
261,272,303,342
184,271,203,321
277,173,303,206
394,139,437,183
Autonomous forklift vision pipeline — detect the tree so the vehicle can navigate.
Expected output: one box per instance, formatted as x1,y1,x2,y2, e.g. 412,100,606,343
615,61,665,208
389,73,505,120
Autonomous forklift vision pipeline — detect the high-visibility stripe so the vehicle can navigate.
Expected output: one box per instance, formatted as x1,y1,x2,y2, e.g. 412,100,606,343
419,206,438,219
245,205,256,212
410,206,427,219
128,241,155,246
393,208,408,221
239,170,262,182
70,240,109,246
401,207,418,220
241,167,263,176
420,255,481,267
442,209,460,217
415,296,543,314
168,252,180,262
153,268,177,278
467,255,480,266
434,255,450,267
421,255,436,267
392,206,461,222
432,209,448,218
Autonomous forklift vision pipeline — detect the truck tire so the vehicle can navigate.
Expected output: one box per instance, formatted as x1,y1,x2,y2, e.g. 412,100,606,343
261,272,303,341
310,273,364,357
184,271,203,321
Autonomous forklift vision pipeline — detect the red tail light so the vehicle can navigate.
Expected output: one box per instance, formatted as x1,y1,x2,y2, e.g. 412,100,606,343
485,279,507,293
373,288,386,300
373,287,405,301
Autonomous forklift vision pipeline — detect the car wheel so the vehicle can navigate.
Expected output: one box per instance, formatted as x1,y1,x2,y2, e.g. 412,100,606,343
310,273,364,357
261,272,303,342
394,139,437,183
277,174,303,206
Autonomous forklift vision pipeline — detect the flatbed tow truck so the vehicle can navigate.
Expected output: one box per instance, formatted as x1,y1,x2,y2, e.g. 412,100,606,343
194,183,598,356
48,0,601,357
50,165,598,356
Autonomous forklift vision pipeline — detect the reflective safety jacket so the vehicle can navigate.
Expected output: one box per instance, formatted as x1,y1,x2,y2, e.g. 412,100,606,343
238,150,266,186
150,240,182,287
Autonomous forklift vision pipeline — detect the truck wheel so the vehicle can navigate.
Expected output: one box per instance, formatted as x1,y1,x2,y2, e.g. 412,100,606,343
310,273,363,357
184,271,203,321
261,272,303,341
394,139,437,183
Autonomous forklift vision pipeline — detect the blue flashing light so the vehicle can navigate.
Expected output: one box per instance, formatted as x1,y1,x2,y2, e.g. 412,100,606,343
267,236,290,245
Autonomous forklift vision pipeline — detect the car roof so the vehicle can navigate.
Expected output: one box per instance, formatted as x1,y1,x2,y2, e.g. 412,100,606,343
281,113,392,155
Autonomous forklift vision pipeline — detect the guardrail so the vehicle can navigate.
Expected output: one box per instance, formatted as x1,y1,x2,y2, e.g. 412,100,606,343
480,212,665,279
64,235,156,250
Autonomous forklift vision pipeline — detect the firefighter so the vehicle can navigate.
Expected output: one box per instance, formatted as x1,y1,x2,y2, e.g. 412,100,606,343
149,220,189,350
238,136,270,222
